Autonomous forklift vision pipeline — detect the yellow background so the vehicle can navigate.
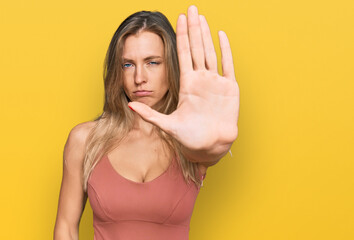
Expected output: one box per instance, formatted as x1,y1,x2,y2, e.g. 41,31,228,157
1,0,353,239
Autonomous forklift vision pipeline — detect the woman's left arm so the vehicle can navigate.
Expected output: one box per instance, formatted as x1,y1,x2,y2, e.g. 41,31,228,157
128,5,239,164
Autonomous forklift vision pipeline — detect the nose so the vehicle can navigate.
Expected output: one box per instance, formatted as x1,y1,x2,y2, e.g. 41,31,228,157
134,64,147,85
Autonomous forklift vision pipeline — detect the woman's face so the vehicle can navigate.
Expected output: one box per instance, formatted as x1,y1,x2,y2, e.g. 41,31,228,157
122,31,169,110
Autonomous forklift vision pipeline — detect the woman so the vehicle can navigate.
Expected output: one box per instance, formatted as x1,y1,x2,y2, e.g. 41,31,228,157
54,5,239,240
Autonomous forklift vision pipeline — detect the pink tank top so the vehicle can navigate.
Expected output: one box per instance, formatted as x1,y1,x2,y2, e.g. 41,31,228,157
87,154,206,240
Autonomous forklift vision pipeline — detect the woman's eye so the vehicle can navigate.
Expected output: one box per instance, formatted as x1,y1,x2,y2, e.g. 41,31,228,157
149,61,159,65
123,63,133,68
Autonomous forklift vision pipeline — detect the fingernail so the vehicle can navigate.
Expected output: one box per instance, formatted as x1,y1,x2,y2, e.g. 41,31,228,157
128,105,135,112
188,5,197,14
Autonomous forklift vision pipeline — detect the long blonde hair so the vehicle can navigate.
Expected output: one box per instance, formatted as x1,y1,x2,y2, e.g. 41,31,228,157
82,11,202,192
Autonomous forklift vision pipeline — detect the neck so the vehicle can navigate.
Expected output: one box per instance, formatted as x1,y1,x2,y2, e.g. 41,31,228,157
131,113,157,137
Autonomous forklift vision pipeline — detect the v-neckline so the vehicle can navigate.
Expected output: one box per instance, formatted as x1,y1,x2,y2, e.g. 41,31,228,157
105,155,174,185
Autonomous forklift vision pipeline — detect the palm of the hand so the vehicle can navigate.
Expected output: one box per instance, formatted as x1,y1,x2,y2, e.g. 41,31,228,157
171,69,239,149
129,5,239,150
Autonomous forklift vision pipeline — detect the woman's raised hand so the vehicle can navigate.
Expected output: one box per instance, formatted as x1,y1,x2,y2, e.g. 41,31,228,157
129,5,239,150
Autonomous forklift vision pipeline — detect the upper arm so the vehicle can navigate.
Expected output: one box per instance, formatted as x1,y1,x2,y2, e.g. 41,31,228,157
54,121,95,237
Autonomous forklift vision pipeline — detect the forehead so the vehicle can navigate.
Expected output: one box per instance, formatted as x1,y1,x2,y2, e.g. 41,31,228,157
122,31,164,59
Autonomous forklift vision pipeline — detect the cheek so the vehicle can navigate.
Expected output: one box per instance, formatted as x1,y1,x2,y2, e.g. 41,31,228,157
159,81,169,98
123,74,131,88
122,79,131,96
159,69,169,90
163,80,169,91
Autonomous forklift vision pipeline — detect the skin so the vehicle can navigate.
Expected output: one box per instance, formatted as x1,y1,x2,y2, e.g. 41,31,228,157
122,31,169,112
129,6,239,165
53,5,239,240
107,30,180,183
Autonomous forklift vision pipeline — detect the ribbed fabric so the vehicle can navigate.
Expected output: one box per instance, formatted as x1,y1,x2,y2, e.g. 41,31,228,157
87,155,206,240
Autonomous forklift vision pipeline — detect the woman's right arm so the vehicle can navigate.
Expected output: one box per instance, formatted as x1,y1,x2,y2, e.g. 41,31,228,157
53,122,94,240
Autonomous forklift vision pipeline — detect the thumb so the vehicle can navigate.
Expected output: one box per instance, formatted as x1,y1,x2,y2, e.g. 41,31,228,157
128,101,174,135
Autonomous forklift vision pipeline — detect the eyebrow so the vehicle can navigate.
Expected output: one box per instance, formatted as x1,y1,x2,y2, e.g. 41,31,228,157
122,56,163,62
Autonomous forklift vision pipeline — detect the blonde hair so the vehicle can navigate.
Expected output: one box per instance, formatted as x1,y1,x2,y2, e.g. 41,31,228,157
82,11,202,192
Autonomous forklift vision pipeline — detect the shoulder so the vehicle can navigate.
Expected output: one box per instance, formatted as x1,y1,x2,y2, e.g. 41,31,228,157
66,121,96,151
196,159,220,177
68,121,96,143
63,121,97,170
197,163,208,177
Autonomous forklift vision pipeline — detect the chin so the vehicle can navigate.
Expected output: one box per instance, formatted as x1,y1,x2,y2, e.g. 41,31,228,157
135,98,155,107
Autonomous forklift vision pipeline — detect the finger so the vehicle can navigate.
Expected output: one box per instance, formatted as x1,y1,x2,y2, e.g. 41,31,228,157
176,13,193,75
187,5,205,70
218,30,235,79
128,102,175,136
199,15,217,73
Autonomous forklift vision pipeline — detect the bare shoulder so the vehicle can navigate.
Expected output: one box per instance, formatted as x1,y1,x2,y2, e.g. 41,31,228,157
68,121,96,143
63,121,97,169
197,163,208,177
197,159,220,177
54,121,97,235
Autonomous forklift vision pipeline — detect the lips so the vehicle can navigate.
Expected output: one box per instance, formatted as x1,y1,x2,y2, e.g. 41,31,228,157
133,90,152,97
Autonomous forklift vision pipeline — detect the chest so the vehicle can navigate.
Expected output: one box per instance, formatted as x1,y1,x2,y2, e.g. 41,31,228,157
87,155,200,226
108,134,172,183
